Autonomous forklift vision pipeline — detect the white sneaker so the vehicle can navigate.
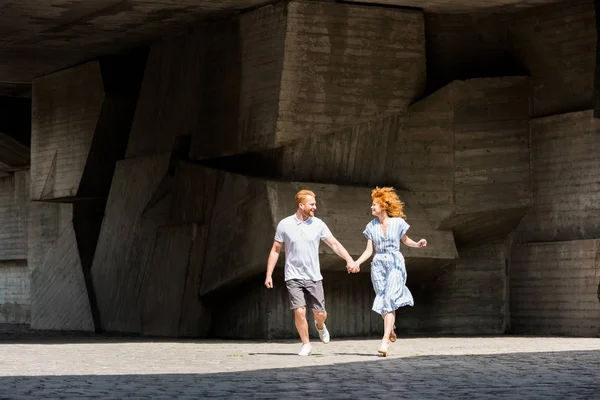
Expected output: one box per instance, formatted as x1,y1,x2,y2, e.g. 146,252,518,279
315,321,330,344
298,343,312,356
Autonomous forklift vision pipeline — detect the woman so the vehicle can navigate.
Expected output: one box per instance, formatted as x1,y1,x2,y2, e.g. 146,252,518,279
355,187,427,356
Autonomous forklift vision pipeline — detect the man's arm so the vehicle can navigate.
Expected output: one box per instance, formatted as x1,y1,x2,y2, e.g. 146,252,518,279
323,235,357,273
265,240,283,288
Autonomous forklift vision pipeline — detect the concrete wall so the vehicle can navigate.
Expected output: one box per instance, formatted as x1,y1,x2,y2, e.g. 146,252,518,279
517,111,600,242
0,263,30,324
0,171,29,324
425,0,595,118
27,54,145,332
91,156,213,336
510,110,600,336
399,241,509,335
212,240,508,339
0,174,27,261
425,12,522,93
511,240,600,336
31,62,105,201
509,0,596,117
276,0,426,144
5,0,597,337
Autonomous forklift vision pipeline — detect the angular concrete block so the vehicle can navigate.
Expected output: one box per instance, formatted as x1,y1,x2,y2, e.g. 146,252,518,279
31,62,105,201
31,55,144,202
397,241,509,335
275,0,426,144
389,85,455,207
277,114,399,186
30,223,94,331
0,132,29,172
140,224,197,337
508,0,595,117
517,110,600,242
91,154,171,333
422,77,532,247
511,240,600,337
215,77,531,250
91,156,214,336
132,1,424,160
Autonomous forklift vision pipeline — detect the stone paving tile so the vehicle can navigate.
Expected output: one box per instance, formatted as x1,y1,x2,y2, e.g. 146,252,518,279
0,335,599,399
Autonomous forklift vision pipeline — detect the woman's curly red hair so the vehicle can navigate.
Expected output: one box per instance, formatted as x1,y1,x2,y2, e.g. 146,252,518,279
371,187,406,218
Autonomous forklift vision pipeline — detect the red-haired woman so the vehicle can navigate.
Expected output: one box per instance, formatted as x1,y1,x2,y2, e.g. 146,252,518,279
355,187,427,356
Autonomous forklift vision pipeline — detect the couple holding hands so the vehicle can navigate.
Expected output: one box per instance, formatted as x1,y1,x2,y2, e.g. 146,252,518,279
264,187,427,356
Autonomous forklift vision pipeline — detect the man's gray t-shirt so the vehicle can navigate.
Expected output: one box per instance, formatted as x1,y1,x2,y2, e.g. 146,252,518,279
274,215,332,282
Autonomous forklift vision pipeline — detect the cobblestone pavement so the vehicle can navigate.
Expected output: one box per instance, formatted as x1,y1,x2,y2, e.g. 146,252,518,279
0,334,599,399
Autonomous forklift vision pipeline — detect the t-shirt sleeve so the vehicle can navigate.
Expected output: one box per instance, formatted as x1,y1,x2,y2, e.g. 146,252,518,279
320,221,332,240
274,221,285,243
399,218,410,239
362,223,372,241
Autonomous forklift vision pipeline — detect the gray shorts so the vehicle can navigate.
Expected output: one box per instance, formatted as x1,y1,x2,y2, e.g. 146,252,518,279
285,279,326,312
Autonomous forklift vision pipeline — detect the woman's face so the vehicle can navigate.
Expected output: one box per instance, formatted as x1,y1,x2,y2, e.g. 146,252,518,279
371,201,384,217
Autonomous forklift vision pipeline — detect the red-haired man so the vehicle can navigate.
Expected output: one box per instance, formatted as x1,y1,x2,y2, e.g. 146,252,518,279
265,189,358,356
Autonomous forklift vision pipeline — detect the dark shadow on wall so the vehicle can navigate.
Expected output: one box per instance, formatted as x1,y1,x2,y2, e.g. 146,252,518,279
0,350,597,398
424,12,528,96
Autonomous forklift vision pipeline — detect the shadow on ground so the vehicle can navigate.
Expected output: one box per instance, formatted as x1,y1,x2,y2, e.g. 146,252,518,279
1,350,598,399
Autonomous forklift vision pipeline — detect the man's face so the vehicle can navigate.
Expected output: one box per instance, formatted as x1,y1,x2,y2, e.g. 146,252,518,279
299,196,316,218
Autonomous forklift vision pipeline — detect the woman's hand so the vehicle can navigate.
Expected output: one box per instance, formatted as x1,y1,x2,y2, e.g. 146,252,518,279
417,239,427,248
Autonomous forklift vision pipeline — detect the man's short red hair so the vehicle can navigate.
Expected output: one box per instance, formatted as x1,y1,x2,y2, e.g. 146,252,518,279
296,189,315,206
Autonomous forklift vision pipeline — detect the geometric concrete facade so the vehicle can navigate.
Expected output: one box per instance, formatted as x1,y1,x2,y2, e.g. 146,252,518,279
0,0,598,338
216,76,533,250
508,0,596,117
31,62,105,201
125,1,426,161
511,110,600,337
27,55,145,331
91,156,212,336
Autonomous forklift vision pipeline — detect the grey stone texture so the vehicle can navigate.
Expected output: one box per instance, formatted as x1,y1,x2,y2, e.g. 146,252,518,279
511,240,600,336
0,335,599,399
90,156,213,337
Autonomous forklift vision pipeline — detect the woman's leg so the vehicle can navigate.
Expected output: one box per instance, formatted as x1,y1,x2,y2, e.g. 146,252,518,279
378,311,396,356
383,311,395,340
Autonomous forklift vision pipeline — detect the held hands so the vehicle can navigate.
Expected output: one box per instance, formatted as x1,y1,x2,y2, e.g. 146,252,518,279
346,260,360,274
417,239,427,248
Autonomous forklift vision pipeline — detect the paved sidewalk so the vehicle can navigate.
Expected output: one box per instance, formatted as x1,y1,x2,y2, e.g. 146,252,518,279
1,335,599,399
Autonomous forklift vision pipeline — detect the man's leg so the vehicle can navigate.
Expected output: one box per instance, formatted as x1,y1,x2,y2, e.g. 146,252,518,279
294,306,310,344
306,280,330,343
313,310,327,330
286,280,311,345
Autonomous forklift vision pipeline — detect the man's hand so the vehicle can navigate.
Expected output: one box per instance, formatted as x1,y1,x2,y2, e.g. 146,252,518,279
264,276,273,288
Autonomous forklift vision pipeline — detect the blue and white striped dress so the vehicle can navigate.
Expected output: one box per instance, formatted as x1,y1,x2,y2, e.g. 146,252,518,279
363,217,414,315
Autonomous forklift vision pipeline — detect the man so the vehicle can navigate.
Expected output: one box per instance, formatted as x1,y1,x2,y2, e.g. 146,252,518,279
264,189,358,356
